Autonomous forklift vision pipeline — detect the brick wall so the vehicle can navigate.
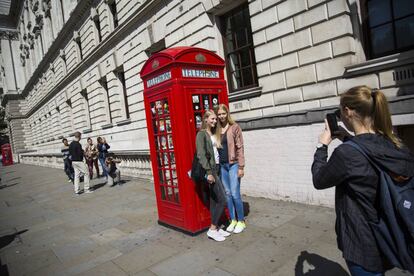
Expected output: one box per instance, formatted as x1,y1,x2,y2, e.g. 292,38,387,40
242,122,339,207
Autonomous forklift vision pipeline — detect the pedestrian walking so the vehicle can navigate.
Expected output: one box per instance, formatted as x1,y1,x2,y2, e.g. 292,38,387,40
216,104,246,234
312,86,414,275
61,138,74,182
104,156,121,187
69,131,92,194
97,137,110,178
85,137,99,179
196,110,230,242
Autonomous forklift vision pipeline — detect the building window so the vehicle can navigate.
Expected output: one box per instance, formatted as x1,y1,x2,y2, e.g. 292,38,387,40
116,70,130,119
94,17,102,42
109,1,118,29
363,0,414,59
59,0,65,22
98,77,112,124
80,89,92,129
221,4,258,92
75,39,83,61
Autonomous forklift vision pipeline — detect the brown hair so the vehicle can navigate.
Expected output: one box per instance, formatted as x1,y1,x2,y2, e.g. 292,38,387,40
201,109,222,148
340,85,401,147
217,104,235,126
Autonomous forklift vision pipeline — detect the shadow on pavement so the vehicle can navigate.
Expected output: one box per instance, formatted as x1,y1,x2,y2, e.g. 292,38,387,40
0,229,28,276
114,179,130,186
0,229,28,250
295,251,349,276
0,183,18,190
92,182,106,190
0,259,8,276
3,177,21,183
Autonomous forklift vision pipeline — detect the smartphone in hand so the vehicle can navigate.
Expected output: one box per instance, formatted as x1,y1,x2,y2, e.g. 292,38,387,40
326,113,339,136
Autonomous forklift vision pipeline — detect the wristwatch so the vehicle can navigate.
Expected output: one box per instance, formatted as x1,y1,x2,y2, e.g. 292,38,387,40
316,143,328,149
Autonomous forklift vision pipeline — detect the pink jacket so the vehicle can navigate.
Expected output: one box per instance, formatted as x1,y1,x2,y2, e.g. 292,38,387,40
226,123,245,169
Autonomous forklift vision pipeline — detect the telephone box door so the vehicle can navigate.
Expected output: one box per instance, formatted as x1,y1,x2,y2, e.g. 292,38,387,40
1,144,13,166
146,92,185,229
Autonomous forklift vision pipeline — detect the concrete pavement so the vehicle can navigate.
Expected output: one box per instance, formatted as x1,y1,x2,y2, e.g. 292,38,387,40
0,164,408,275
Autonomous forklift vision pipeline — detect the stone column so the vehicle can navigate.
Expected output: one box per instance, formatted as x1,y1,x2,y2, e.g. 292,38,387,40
0,31,19,93
59,50,67,76
79,77,91,131
97,64,112,126
50,0,63,34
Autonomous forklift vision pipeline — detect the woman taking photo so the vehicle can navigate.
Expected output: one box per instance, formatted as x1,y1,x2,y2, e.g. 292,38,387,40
97,137,110,179
216,104,246,234
312,86,414,275
196,109,230,242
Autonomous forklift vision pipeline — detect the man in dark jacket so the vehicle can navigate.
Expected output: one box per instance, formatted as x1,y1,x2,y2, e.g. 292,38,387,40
61,138,74,182
69,131,92,194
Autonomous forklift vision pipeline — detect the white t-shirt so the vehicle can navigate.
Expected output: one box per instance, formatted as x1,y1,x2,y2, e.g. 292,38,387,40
210,135,220,165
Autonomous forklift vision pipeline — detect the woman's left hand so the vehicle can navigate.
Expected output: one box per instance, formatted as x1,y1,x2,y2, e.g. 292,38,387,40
238,169,244,178
319,119,332,146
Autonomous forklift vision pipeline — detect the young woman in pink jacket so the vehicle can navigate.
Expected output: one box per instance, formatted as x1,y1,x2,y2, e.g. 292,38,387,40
217,104,246,233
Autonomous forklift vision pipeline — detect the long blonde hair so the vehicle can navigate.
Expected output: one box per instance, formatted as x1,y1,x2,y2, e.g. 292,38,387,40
201,109,222,148
340,85,401,147
216,104,235,126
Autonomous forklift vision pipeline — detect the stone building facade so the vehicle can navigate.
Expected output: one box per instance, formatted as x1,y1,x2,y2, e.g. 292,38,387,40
1,0,413,206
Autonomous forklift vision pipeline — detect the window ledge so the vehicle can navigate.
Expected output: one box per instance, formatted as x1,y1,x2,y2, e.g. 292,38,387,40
116,119,131,126
344,49,414,78
229,86,262,102
101,123,113,129
82,128,92,134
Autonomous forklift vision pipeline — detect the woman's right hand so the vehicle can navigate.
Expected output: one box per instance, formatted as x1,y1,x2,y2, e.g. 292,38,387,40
319,119,332,146
207,174,215,184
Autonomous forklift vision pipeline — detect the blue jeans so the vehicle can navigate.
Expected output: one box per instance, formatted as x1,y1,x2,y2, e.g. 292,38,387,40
63,158,74,180
99,157,107,177
220,163,244,221
346,261,384,276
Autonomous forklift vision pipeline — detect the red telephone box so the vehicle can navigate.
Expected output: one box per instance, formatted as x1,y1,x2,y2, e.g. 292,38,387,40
140,47,229,234
1,143,13,166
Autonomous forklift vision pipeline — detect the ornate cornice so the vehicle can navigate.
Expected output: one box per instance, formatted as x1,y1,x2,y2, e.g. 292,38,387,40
42,0,51,17
3,0,165,114
0,30,19,40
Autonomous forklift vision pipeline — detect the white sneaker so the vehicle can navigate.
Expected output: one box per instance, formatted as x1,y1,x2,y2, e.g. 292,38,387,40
233,221,246,234
207,229,225,242
84,189,94,194
218,229,231,237
226,220,237,232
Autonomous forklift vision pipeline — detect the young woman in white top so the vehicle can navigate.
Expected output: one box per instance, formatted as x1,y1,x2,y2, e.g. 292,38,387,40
195,109,230,242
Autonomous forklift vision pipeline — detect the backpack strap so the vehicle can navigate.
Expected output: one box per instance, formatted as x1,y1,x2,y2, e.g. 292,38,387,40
344,140,382,172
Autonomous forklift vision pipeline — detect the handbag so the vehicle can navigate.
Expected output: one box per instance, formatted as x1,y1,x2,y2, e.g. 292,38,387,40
190,132,211,183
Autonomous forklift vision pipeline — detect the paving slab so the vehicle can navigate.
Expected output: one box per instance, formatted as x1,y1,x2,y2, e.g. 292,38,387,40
113,242,178,274
0,164,409,276
77,261,128,276
149,245,235,276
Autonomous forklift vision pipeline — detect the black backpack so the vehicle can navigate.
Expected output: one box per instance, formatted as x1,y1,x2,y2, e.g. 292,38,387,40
190,132,211,183
346,141,414,273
